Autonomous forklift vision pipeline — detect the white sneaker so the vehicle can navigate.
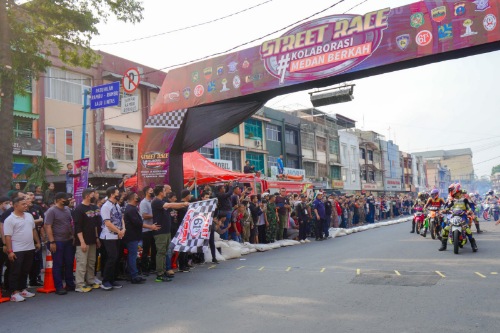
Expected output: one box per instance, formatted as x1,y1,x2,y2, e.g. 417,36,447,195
10,293,25,302
300,240,305,244
94,277,102,285
305,239,311,243
20,290,35,298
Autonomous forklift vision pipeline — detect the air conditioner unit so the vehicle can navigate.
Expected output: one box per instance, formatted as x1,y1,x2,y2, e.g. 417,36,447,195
254,140,262,147
106,160,118,170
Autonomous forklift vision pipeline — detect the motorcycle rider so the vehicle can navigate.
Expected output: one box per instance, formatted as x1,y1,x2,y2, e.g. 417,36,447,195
439,184,478,252
422,189,445,238
483,190,499,220
410,192,427,234
466,192,482,233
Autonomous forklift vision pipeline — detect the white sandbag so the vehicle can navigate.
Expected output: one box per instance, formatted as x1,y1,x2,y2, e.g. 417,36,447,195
228,240,243,248
254,244,273,252
344,229,354,235
203,247,226,262
215,241,229,248
351,227,359,233
240,248,251,255
269,242,281,249
221,246,241,260
249,248,257,253
214,232,221,242
286,240,301,245
242,242,256,249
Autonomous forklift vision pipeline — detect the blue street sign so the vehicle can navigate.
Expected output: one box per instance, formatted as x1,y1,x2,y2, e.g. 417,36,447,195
90,81,120,110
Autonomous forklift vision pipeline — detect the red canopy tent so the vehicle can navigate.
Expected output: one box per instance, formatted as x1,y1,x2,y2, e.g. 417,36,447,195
125,151,254,189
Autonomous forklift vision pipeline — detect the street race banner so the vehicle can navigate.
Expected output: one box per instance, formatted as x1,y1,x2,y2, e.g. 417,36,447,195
73,158,90,205
170,199,218,253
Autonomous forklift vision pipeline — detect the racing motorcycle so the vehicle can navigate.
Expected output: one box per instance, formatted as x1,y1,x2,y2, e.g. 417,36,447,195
482,202,500,221
447,209,469,255
427,206,441,240
414,206,425,235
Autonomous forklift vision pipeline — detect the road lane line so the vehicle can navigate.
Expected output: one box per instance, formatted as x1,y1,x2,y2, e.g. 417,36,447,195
259,266,265,271
236,266,245,270
320,268,326,273
435,271,446,278
356,269,360,275
394,270,401,276
475,272,487,278
208,265,216,269
286,267,292,272
491,272,498,275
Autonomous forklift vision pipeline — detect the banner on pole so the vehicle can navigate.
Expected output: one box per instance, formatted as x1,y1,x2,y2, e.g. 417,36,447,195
73,158,90,205
170,198,218,253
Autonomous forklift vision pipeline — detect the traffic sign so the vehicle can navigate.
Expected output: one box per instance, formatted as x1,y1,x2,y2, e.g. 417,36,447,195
122,68,141,93
90,81,120,110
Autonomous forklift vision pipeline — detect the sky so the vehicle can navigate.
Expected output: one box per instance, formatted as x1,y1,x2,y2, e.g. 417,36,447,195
90,0,500,178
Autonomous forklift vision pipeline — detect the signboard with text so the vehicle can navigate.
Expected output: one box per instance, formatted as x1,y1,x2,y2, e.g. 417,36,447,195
90,82,120,110
73,158,90,205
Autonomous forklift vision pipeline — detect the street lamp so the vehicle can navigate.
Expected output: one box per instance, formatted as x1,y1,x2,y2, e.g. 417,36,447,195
309,84,355,107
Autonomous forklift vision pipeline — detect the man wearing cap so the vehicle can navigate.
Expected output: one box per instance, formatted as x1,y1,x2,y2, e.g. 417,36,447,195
44,192,75,295
312,192,326,241
295,194,309,243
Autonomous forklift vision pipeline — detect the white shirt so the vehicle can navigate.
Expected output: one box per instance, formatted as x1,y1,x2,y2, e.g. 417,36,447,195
99,200,122,240
3,212,35,252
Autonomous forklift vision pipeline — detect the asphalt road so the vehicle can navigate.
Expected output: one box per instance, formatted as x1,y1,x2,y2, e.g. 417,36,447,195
1,218,500,333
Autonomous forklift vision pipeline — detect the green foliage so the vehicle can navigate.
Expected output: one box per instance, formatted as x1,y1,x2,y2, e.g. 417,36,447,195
20,156,63,190
492,164,500,175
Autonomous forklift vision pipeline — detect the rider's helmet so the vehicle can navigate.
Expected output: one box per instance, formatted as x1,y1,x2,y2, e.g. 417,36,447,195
488,189,494,196
449,183,462,198
417,192,425,200
430,188,439,199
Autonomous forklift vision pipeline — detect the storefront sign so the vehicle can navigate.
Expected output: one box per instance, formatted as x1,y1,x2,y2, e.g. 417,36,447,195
12,138,42,156
385,178,402,191
208,158,233,171
332,180,344,188
362,183,378,190
270,166,305,178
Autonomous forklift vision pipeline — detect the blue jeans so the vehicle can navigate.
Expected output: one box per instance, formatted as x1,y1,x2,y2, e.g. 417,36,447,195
126,241,139,279
220,211,232,240
52,240,75,290
323,216,331,237
229,232,241,243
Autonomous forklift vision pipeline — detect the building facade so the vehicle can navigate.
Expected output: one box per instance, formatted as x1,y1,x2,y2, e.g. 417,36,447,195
425,160,451,196
338,130,361,193
411,154,427,194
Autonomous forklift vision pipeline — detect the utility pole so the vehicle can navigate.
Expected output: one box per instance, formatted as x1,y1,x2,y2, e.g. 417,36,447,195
0,0,15,194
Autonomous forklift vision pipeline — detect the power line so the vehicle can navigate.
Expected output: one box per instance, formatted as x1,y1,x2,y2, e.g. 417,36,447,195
91,0,275,47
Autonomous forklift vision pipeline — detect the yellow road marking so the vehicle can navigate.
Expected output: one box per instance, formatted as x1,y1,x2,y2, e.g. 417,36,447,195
491,272,498,275
259,266,265,271
475,272,487,278
208,265,216,269
435,271,446,278
320,268,326,273
236,266,245,270
356,269,361,275
286,266,292,272
394,270,401,276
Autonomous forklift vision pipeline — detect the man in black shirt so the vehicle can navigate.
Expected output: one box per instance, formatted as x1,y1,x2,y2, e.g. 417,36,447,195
73,188,100,293
216,183,234,240
151,185,188,282
124,192,158,284
295,194,309,242
324,195,333,238
26,192,44,287
243,160,255,174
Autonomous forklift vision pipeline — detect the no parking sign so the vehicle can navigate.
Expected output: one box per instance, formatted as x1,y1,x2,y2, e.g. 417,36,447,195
122,68,140,93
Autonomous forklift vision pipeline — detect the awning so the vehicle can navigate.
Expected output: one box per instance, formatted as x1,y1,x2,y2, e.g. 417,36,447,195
329,162,344,167
105,124,142,134
13,111,39,120
220,144,247,150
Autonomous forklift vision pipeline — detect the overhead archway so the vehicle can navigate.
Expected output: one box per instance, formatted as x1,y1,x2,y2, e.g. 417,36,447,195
137,0,500,194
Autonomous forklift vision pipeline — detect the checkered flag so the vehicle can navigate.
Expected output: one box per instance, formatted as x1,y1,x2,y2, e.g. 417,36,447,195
170,198,218,253
145,109,187,129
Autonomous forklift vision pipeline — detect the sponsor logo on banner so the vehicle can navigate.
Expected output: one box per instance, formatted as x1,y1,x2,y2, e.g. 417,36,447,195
216,65,224,76
410,13,425,28
228,61,238,73
260,8,391,85
233,75,241,88
461,19,478,37
454,2,466,16
141,151,169,170
165,91,180,103
220,78,230,92
183,87,191,99
203,67,213,80
431,6,447,23
242,59,250,69
191,71,199,82
194,84,204,97
484,14,497,31
438,23,453,40
207,80,216,93
416,30,433,46
473,0,490,11
396,34,410,50
245,73,264,83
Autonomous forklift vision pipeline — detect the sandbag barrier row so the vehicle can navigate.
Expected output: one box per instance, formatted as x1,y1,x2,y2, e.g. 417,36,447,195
204,216,413,262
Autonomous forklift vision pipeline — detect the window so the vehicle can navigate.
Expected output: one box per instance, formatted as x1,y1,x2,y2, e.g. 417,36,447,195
368,150,373,161
65,130,74,161
220,149,241,171
341,144,347,161
285,129,298,145
351,169,356,183
245,152,264,173
351,146,357,163
46,128,56,158
318,163,328,177
198,147,214,159
268,156,278,168
244,119,262,139
229,126,239,134
360,148,366,159
85,133,90,157
14,118,33,138
287,158,299,169
302,132,314,149
304,162,316,177
330,166,341,180
361,169,367,181
266,124,281,142
316,137,326,152
368,170,375,182
44,67,91,104
329,139,339,154
111,142,135,161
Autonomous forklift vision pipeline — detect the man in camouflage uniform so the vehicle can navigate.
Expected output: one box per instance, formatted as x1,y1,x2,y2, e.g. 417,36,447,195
265,195,277,243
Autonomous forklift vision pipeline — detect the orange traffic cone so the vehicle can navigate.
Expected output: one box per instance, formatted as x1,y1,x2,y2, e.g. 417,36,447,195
0,286,10,303
37,251,56,293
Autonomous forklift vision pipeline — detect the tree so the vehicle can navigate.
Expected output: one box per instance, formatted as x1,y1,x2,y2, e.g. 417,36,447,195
0,0,144,195
492,164,500,175
20,156,63,190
